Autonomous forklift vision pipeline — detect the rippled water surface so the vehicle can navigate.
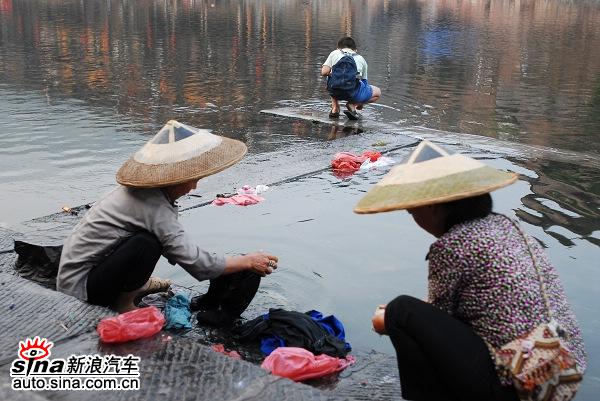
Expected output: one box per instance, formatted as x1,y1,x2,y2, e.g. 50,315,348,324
1,0,599,223
0,0,599,397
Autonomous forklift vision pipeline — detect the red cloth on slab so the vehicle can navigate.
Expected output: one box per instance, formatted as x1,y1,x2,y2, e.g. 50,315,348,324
331,151,381,177
212,194,265,206
211,344,242,360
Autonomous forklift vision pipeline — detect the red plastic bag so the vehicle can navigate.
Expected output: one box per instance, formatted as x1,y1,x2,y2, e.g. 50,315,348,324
331,151,382,178
97,306,165,343
261,347,355,382
331,152,366,173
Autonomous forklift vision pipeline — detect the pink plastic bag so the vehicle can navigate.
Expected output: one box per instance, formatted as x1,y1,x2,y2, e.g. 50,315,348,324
97,306,166,343
261,347,355,382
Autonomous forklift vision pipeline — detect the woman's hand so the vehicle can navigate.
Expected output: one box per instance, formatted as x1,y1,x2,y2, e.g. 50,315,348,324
372,304,387,335
225,252,278,276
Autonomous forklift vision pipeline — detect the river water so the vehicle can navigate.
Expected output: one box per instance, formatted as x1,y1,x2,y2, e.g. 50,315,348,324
0,0,599,397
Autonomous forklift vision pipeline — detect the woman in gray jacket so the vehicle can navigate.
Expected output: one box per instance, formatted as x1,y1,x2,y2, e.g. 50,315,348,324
58,120,277,312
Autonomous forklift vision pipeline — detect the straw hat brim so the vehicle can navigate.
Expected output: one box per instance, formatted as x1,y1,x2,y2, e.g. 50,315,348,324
116,136,247,188
354,165,518,214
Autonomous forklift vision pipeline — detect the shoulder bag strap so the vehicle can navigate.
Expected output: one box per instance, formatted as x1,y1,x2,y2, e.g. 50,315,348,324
503,215,553,320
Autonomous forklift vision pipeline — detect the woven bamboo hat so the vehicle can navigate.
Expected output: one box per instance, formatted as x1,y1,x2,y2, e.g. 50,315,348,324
354,140,518,214
116,120,247,188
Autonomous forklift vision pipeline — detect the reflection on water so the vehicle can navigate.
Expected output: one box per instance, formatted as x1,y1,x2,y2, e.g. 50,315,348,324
1,0,599,152
1,0,599,227
516,159,600,248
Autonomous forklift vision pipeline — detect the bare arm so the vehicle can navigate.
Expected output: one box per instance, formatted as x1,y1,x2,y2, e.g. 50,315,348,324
321,65,331,77
224,252,278,276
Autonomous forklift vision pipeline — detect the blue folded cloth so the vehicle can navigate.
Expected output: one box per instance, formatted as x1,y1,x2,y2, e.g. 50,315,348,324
164,293,192,330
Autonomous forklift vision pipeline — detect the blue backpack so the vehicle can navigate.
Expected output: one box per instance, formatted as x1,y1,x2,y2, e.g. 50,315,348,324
326,53,360,101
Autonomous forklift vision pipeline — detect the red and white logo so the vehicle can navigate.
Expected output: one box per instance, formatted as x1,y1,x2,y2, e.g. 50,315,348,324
17,336,53,361
10,336,141,391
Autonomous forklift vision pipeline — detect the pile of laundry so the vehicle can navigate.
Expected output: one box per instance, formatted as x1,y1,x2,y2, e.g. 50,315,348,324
233,308,355,381
95,280,355,382
331,150,395,178
212,184,269,206
138,286,194,330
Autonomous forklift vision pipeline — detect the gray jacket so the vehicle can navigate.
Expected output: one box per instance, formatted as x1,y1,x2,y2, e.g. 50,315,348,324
57,186,225,301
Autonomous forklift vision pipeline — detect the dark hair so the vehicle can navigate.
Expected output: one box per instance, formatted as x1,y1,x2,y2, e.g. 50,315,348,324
337,36,357,50
442,193,493,232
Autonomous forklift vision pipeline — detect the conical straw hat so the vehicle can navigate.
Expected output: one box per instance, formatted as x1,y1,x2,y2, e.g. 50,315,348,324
117,120,247,188
354,140,518,214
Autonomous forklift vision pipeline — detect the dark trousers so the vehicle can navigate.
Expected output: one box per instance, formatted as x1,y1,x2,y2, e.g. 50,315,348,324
87,232,162,307
384,295,519,401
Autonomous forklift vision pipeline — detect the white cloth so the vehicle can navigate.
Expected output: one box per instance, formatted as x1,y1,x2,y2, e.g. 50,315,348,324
57,186,225,301
237,184,269,195
323,48,368,80
359,157,396,170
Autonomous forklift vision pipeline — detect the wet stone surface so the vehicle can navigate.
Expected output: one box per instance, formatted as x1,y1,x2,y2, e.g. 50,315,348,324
0,228,17,254
0,271,114,365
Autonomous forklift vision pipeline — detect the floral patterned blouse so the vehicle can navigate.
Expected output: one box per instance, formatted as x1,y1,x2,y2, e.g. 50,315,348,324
427,213,586,377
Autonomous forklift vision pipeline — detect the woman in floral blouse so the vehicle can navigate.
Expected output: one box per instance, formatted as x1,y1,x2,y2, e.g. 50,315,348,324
355,141,586,401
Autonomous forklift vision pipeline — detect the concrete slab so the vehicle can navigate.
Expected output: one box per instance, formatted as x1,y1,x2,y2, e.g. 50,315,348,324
176,132,419,212
10,334,334,401
323,350,402,401
260,106,599,169
0,271,114,365
0,333,337,401
261,107,393,132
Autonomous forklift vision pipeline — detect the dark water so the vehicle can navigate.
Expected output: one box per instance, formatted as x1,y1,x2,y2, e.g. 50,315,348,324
1,0,600,224
0,0,599,397
1,0,599,150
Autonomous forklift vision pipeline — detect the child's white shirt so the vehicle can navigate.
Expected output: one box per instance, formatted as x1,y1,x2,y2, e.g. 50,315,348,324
323,48,368,80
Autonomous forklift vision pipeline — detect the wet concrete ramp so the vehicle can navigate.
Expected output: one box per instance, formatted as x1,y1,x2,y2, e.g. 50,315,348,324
261,106,600,168
0,271,114,365
329,350,402,401
261,107,391,132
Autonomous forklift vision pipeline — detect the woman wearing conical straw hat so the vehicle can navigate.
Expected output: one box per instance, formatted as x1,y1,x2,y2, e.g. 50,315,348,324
356,141,586,401
57,121,278,313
